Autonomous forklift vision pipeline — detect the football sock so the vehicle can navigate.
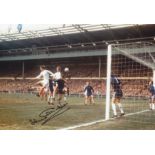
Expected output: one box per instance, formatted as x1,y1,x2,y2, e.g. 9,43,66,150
47,96,51,102
112,103,117,115
118,103,124,114
64,96,67,101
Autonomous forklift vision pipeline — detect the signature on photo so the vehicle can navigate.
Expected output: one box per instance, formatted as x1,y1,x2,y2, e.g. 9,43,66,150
29,104,70,125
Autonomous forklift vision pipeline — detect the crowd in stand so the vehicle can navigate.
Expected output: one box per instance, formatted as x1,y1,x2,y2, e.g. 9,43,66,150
0,80,37,93
122,80,150,97
0,61,152,97
0,78,150,97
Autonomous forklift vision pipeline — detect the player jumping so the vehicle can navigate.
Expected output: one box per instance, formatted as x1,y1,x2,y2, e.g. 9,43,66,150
35,65,54,100
111,74,125,117
47,77,54,104
48,65,68,108
52,66,63,100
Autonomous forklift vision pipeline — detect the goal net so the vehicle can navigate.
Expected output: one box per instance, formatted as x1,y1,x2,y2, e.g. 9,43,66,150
106,42,155,129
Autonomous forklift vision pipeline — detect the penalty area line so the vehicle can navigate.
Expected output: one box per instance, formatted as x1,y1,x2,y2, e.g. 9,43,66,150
59,109,149,130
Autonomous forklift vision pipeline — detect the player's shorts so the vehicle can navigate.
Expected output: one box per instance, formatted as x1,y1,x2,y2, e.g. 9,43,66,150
40,80,49,89
150,94,155,102
53,79,61,87
49,80,54,93
84,91,93,97
112,90,123,103
57,79,65,94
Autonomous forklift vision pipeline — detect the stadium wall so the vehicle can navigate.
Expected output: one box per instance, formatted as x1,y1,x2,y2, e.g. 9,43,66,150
0,49,106,61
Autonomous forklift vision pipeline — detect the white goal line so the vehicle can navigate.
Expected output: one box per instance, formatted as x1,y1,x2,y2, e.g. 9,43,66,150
59,109,149,130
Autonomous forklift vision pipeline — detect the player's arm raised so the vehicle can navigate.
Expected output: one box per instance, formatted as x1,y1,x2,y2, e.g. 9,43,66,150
47,70,54,77
35,72,42,79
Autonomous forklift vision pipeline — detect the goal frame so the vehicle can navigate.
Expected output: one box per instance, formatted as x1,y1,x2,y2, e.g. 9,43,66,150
105,42,155,120
105,45,112,120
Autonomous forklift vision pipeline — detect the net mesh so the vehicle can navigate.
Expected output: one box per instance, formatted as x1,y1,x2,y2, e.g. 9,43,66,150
110,42,155,129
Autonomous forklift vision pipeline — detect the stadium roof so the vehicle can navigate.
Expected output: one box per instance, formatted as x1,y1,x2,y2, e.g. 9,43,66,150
0,24,155,50
0,24,136,42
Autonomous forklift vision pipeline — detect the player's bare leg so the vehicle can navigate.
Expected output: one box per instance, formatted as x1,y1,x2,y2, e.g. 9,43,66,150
39,88,46,100
57,93,66,108
90,96,95,104
88,97,92,105
48,91,54,105
88,97,91,105
84,96,88,105
53,84,58,100
34,81,45,99
39,87,44,97
34,81,42,97
43,88,49,101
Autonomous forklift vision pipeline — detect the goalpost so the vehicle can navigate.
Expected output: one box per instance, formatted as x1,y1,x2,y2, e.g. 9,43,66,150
105,45,112,120
105,42,155,127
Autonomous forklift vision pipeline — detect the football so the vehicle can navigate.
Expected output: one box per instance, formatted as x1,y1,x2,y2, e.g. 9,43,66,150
64,67,69,72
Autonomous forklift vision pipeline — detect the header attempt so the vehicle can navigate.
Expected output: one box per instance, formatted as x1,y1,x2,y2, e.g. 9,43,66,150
0,24,138,42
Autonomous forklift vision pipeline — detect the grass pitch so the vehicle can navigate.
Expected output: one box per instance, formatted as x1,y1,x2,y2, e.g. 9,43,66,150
0,93,105,129
0,93,155,130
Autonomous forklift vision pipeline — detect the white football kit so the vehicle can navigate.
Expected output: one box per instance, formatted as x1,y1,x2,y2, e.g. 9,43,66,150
53,72,62,80
36,70,54,88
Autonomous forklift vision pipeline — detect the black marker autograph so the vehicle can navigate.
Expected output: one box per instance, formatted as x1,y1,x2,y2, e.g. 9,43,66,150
29,104,70,125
